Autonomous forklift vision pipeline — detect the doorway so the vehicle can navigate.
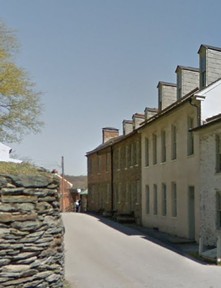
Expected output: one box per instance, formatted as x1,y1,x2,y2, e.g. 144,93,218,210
188,186,195,240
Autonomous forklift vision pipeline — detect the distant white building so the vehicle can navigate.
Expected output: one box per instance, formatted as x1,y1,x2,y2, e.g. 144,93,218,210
0,143,22,163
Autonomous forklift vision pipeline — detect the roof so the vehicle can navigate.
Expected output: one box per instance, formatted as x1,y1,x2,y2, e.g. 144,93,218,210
86,87,201,156
157,81,177,88
139,87,199,130
192,113,221,132
198,44,221,53
86,134,126,156
132,113,145,119
175,65,199,73
55,174,73,187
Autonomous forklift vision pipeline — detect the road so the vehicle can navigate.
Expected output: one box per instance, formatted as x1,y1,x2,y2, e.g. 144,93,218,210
62,213,221,288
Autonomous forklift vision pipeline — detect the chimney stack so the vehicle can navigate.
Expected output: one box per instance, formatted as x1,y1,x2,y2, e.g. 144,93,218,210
176,66,199,99
132,113,145,130
122,120,133,135
102,127,119,143
198,44,221,89
157,81,177,111
144,107,158,120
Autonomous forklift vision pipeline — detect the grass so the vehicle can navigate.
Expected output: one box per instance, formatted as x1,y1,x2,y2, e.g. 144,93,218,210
64,279,73,288
189,251,217,264
0,161,50,175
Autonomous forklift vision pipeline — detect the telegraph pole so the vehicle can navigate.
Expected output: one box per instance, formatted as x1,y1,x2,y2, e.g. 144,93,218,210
61,156,64,212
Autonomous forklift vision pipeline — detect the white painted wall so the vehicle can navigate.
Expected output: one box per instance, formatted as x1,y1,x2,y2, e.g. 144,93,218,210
196,79,221,121
141,101,200,240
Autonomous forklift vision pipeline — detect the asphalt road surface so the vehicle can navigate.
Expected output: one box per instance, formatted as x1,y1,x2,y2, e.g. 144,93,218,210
63,213,221,288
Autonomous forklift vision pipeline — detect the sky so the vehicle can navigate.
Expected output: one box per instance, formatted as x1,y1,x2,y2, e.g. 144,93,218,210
0,0,221,175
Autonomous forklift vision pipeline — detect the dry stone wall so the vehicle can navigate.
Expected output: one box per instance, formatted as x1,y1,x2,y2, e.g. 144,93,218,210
0,173,64,288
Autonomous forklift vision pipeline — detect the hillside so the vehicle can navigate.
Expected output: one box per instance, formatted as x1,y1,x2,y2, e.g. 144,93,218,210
64,175,87,189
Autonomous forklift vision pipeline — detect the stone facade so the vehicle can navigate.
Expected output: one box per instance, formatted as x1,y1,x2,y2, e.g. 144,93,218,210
87,125,142,224
113,132,141,224
0,173,64,287
87,145,112,212
194,117,221,247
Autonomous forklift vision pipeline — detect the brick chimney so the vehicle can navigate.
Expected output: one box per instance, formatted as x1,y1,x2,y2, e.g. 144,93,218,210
122,120,133,135
175,66,199,99
157,81,177,111
144,107,158,120
132,113,145,130
102,127,119,143
198,44,221,90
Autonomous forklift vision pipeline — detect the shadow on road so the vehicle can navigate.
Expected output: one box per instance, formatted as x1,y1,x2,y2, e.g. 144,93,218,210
85,212,208,265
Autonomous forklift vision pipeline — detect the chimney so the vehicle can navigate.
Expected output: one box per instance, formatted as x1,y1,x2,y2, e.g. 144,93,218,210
102,127,119,143
144,107,158,120
157,81,177,111
132,113,145,130
175,66,199,99
198,44,221,90
122,120,133,135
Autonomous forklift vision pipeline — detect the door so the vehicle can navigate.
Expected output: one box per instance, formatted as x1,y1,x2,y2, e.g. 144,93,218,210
188,186,195,240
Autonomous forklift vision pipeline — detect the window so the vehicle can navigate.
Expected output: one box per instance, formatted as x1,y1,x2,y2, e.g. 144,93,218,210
153,133,157,164
217,192,221,228
106,183,110,204
171,182,177,217
131,142,135,166
88,157,92,175
145,138,149,166
106,153,110,172
135,141,139,165
117,148,121,170
187,117,194,155
136,180,140,204
146,185,150,214
125,182,129,204
171,125,177,160
216,134,221,173
161,130,166,162
153,184,158,215
162,183,167,216
128,144,132,167
98,155,102,173
125,145,129,168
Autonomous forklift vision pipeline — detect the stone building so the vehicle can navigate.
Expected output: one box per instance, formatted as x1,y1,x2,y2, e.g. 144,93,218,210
112,114,143,224
87,116,144,223
193,114,221,248
140,85,201,240
86,128,119,213
86,43,221,246
140,44,221,242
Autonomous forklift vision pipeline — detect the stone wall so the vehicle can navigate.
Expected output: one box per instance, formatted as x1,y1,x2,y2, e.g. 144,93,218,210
0,173,64,288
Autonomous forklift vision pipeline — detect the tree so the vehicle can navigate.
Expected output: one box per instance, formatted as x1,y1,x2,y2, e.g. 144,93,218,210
0,22,43,143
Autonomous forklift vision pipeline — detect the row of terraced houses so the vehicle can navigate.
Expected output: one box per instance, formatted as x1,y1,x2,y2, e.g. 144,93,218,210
86,44,221,259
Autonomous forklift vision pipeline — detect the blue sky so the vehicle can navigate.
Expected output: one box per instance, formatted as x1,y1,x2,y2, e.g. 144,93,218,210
0,0,221,175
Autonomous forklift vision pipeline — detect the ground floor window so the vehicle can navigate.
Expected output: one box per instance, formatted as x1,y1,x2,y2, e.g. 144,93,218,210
171,182,177,217
153,184,158,215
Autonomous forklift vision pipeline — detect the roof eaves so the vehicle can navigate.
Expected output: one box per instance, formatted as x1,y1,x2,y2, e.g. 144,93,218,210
157,81,177,88
138,87,199,131
198,44,221,53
